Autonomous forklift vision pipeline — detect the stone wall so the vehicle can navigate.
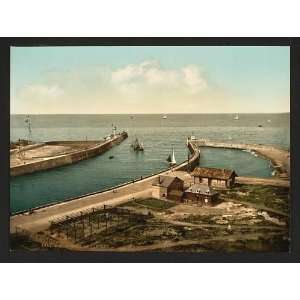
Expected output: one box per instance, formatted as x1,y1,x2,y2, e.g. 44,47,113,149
10,132,128,177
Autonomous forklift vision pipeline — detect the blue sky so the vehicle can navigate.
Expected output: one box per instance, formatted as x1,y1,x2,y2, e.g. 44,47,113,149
11,46,290,114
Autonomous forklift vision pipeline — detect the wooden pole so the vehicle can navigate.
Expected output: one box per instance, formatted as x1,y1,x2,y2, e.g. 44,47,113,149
74,225,77,242
105,213,108,234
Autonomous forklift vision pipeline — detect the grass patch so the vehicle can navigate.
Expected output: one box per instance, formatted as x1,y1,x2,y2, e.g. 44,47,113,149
220,184,289,214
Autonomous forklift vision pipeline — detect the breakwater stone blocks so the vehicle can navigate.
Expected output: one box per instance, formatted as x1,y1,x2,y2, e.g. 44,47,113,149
10,132,128,177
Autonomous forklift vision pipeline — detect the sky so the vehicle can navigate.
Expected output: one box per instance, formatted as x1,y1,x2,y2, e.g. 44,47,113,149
10,46,290,114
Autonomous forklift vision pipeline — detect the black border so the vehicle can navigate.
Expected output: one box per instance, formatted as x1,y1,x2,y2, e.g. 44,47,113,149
0,37,299,263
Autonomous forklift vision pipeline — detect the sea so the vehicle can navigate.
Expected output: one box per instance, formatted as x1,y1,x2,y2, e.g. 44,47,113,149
10,113,290,214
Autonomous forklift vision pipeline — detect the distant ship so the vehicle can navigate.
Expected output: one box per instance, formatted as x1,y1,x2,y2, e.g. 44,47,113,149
234,114,239,120
267,119,271,123
162,115,167,119
166,147,176,166
131,137,144,151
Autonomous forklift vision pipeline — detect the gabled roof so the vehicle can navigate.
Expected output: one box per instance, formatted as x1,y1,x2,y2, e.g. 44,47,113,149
185,184,218,196
191,167,237,180
152,175,183,188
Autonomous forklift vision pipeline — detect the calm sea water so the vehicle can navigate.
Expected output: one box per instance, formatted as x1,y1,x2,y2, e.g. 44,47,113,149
10,114,290,213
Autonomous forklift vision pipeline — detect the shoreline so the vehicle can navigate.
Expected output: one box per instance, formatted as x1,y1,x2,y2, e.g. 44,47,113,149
10,142,200,232
194,140,290,179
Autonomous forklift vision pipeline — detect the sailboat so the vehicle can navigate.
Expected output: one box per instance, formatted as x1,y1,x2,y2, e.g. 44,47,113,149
234,114,239,120
166,147,176,166
131,137,144,151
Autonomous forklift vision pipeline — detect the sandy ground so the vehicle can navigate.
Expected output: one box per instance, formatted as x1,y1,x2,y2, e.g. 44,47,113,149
10,142,100,167
10,185,153,233
236,176,289,187
47,200,288,252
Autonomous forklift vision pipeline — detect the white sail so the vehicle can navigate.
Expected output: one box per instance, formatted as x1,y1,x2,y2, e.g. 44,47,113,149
170,147,176,164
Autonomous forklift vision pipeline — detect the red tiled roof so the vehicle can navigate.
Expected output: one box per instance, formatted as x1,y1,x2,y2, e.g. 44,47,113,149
152,176,182,188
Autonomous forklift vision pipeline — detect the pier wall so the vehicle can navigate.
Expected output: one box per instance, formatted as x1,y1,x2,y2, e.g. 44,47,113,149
175,142,200,172
10,143,45,154
10,132,128,177
193,140,289,179
11,141,200,216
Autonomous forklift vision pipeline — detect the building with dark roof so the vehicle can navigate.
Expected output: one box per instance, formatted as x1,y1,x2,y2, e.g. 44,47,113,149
191,167,237,188
152,175,184,201
184,183,219,206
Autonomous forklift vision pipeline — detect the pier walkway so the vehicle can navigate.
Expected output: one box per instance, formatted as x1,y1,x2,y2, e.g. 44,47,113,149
10,132,128,176
193,140,290,179
10,142,200,234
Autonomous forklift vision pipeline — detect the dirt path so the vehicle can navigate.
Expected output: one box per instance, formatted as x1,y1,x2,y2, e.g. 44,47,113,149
236,176,289,187
10,142,200,234
222,198,289,217
11,188,153,233
155,215,287,231
85,231,284,252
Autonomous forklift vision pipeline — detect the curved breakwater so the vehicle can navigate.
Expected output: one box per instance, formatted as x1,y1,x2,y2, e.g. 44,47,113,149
10,132,128,177
10,143,200,232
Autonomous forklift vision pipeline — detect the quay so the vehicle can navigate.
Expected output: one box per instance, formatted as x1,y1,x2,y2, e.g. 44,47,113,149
10,142,200,234
10,131,128,177
192,139,290,179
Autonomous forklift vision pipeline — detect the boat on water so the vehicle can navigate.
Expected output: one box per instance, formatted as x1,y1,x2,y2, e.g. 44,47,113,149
131,137,144,151
109,155,114,159
267,119,271,123
258,124,263,128
234,114,239,120
162,115,167,119
166,147,176,166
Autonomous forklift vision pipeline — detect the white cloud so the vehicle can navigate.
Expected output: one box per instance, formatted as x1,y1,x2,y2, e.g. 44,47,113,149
12,60,215,113
182,65,208,94
111,60,208,94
